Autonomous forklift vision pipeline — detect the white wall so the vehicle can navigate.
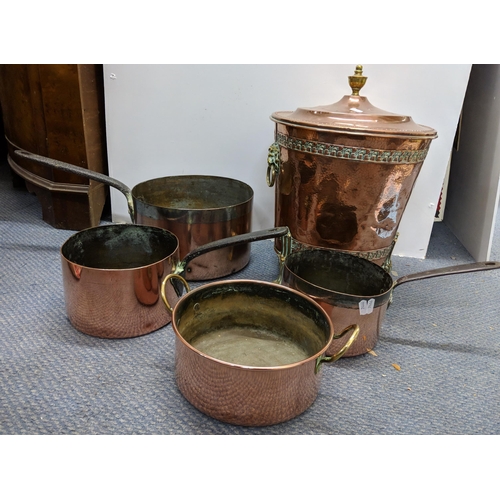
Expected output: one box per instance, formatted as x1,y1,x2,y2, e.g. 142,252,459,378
443,64,500,261
103,64,471,258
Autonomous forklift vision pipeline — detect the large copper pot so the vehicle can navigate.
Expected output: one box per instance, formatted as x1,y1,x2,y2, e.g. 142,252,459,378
267,65,438,267
14,150,254,280
162,278,359,426
60,224,179,338
158,226,359,426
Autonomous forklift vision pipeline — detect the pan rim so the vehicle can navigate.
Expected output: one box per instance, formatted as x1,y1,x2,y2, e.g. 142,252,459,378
132,174,254,212
60,223,179,271
171,279,335,371
283,249,394,303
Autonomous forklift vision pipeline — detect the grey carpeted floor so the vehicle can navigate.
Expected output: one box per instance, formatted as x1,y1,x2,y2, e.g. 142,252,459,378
1,159,499,435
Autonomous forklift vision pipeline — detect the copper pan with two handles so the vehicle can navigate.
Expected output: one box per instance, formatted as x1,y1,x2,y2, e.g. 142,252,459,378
159,227,360,427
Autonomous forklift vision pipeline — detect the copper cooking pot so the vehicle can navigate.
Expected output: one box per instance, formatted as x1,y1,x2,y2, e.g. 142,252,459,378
59,225,290,339
158,226,359,426
60,224,179,338
267,65,438,267
161,278,359,427
280,248,500,356
14,149,254,280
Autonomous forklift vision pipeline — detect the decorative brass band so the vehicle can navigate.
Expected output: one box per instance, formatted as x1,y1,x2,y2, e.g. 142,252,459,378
276,132,429,164
291,239,393,261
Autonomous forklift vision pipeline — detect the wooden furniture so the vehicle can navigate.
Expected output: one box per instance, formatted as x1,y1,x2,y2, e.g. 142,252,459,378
0,64,109,230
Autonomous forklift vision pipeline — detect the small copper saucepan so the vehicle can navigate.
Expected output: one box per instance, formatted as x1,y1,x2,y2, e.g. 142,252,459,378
60,224,179,339
280,248,500,357
160,229,360,427
14,149,254,280
59,226,289,339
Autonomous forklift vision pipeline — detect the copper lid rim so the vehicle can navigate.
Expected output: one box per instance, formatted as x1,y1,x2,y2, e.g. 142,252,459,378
271,88,438,139
271,116,438,140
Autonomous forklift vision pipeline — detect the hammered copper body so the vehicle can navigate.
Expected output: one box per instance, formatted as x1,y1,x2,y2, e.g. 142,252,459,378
167,280,359,426
281,249,500,357
268,66,438,267
60,224,180,338
15,150,254,280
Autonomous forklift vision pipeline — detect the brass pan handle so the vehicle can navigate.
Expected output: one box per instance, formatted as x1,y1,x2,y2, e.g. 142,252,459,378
315,324,360,373
161,274,190,313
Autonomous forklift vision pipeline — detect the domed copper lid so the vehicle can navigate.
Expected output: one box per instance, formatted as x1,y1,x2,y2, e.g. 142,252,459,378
271,65,438,139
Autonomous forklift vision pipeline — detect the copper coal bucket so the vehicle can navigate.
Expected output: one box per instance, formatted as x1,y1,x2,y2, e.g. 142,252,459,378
267,65,438,267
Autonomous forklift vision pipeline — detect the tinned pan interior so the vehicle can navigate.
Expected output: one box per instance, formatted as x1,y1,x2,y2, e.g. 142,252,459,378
283,249,394,309
61,224,179,269
173,280,333,363
132,175,254,224
171,280,334,426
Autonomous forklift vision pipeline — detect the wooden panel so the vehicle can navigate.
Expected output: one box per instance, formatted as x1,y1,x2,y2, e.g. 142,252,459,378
0,64,109,230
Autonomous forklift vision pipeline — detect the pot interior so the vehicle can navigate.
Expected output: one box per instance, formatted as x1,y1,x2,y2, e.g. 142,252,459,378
285,249,394,297
61,224,179,269
132,175,254,210
173,281,331,367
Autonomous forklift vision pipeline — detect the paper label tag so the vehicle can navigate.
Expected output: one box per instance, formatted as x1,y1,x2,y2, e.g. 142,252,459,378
359,298,375,315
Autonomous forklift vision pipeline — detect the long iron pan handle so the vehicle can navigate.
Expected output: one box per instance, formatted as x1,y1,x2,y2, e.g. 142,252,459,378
393,261,500,289
162,226,291,304
13,149,135,222
174,226,291,277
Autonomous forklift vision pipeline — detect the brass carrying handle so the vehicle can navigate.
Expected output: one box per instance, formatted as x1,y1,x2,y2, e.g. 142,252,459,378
266,142,280,187
315,324,360,373
274,229,293,285
266,163,276,187
161,274,191,313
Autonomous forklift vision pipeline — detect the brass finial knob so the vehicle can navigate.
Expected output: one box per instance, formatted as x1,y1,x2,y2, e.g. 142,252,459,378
348,65,367,96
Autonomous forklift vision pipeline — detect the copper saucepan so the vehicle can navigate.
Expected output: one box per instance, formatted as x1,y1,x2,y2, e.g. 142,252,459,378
60,224,179,338
59,225,289,339
160,235,360,427
280,248,500,356
14,149,254,280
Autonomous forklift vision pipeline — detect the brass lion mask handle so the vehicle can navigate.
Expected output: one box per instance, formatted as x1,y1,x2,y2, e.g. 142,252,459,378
266,142,281,187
